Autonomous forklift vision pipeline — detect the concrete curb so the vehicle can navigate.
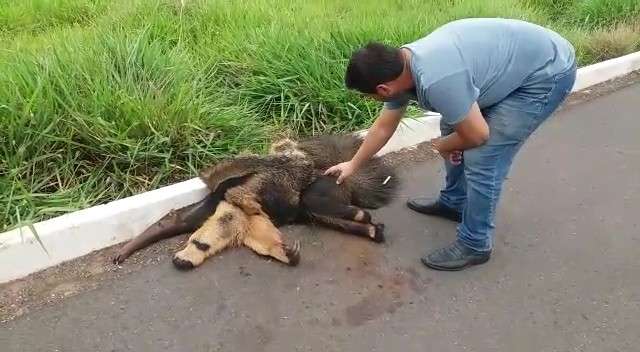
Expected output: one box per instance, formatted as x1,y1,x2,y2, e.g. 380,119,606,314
2,51,640,284
571,51,640,92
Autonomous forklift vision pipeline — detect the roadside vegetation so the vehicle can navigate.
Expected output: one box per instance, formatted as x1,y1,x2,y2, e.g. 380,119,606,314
1,0,639,232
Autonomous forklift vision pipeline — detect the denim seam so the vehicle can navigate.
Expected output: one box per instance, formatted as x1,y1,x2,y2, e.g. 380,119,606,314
482,143,520,252
486,161,498,251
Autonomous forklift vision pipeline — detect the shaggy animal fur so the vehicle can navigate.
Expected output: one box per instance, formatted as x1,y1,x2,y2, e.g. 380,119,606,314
113,134,399,270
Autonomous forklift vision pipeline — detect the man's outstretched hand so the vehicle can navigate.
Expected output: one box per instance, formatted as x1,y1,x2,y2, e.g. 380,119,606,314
324,161,357,184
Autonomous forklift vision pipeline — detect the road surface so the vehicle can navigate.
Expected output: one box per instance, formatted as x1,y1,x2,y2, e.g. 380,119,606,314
2,80,639,352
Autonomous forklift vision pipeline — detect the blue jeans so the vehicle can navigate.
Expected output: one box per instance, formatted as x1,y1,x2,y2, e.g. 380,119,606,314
438,63,577,252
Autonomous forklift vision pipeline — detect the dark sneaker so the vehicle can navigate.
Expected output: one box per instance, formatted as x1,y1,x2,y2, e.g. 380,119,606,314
421,241,491,271
407,197,462,222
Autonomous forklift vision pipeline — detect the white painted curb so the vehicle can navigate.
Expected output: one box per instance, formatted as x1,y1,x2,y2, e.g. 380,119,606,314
0,179,209,283
571,51,640,92
2,52,639,284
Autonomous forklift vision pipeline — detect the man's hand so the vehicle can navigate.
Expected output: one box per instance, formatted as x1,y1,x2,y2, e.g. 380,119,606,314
431,102,490,155
449,150,463,165
324,161,357,184
325,106,403,185
431,137,463,165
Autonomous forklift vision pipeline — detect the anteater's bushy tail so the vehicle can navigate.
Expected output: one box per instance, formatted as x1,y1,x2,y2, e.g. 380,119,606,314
296,134,400,209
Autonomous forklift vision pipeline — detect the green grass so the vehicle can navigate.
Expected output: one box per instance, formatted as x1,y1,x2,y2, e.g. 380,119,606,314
1,0,639,232
0,0,111,36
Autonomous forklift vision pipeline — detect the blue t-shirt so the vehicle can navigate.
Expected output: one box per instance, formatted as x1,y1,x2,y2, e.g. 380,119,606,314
384,18,576,125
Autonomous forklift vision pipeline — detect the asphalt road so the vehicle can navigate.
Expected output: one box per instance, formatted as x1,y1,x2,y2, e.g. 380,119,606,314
2,83,639,352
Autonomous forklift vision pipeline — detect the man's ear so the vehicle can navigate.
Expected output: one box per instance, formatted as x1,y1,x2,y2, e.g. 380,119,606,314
375,84,392,97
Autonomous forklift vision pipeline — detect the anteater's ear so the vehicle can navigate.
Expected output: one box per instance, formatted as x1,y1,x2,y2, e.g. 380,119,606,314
198,161,256,193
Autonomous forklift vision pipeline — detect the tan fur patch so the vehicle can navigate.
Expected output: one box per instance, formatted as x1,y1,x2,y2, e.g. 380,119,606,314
243,215,293,264
173,201,249,267
269,138,306,158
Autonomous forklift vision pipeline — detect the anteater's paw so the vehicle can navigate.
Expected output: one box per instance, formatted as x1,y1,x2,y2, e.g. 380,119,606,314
284,241,301,266
172,256,196,271
369,223,386,243
354,209,372,224
112,249,130,265
172,247,205,271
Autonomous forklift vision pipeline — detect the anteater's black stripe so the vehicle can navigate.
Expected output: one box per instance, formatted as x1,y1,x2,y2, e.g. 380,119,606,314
192,239,211,251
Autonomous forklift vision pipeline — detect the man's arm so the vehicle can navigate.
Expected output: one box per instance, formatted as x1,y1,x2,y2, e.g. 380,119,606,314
325,106,404,183
351,106,405,167
432,102,489,154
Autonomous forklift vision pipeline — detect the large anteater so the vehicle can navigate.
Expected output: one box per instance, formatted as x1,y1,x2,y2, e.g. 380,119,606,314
113,134,400,269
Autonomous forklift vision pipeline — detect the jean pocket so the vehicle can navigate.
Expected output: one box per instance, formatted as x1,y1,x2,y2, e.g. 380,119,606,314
496,87,551,116
484,102,540,143
553,64,578,83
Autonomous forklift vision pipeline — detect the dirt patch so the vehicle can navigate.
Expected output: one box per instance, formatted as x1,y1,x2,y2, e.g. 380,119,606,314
345,287,404,326
335,228,431,327
343,265,430,327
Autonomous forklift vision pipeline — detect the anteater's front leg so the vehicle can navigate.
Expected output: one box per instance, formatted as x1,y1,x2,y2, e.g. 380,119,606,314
113,193,221,264
243,214,301,266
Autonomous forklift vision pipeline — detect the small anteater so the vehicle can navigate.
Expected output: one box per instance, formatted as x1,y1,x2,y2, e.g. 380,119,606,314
113,134,399,269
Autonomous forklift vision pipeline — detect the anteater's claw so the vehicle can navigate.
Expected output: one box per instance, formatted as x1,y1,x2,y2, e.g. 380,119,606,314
285,240,301,266
372,223,386,243
112,250,130,265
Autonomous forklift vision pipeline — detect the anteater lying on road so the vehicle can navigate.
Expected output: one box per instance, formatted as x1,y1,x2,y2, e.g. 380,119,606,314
112,134,399,270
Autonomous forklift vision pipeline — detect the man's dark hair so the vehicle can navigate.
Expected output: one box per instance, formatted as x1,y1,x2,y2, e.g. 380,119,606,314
344,42,404,94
